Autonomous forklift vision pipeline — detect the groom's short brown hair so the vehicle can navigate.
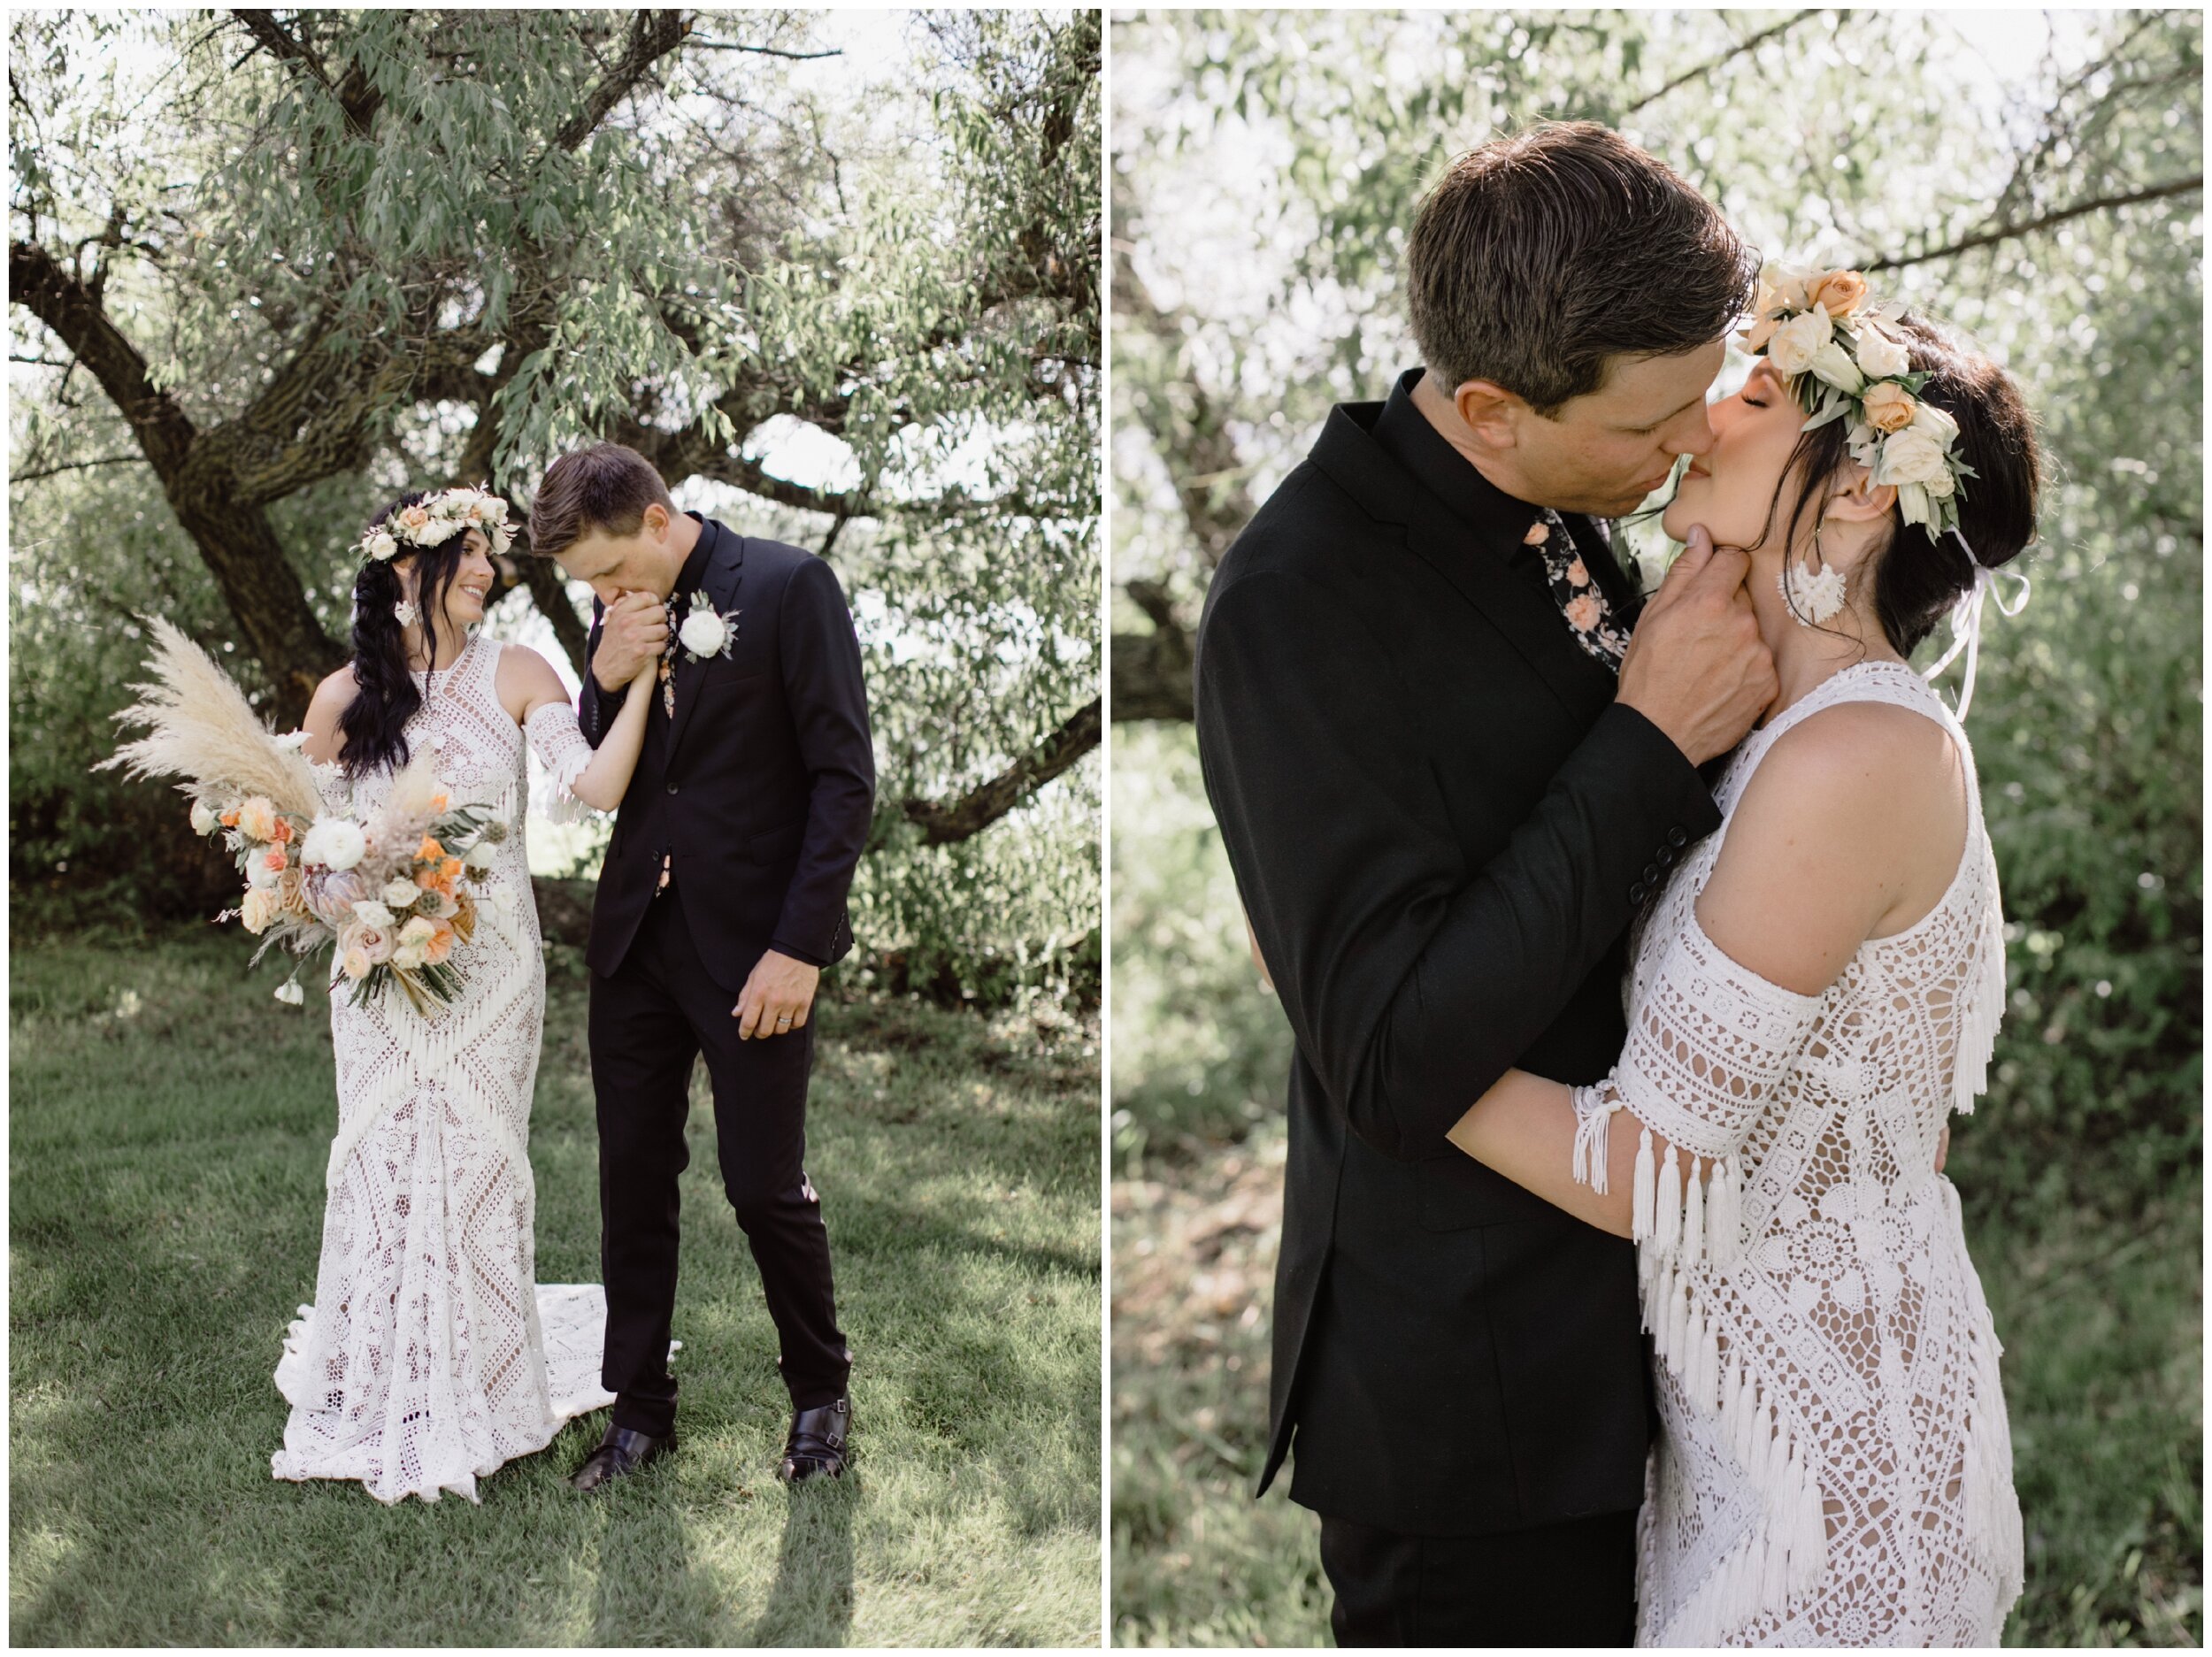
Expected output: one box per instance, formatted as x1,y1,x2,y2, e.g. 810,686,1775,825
526,442,673,556
1408,122,1758,418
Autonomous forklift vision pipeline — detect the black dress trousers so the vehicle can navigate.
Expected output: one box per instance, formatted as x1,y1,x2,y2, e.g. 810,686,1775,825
1320,1508,1640,1647
587,884,850,1437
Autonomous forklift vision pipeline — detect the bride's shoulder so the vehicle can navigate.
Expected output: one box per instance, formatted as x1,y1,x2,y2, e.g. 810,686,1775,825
1733,696,1965,857
494,642,572,721
302,664,361,763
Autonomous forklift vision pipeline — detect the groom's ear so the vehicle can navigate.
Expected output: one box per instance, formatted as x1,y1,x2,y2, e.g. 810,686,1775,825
1452,379,1525,449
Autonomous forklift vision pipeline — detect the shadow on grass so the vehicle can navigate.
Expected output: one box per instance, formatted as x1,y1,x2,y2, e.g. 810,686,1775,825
750,1474,858,1646
12,931,1098,1648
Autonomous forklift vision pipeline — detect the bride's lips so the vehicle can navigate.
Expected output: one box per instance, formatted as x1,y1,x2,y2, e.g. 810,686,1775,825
1683,463,1710,480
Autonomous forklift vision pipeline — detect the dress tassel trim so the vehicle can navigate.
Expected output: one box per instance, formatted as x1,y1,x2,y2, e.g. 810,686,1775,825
1576,1112,1830,1636
524,701,597,825
1951,886,2008,1116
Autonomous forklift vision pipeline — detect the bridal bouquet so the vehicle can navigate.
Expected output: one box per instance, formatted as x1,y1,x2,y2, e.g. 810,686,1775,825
100,618,508,1012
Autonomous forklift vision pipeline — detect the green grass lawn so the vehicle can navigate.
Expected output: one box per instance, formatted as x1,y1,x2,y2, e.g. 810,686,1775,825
1110,1125,2201,1648
11,930,1101,1647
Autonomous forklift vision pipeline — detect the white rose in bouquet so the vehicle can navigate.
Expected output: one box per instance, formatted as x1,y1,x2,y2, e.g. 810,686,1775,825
351,899,397,931
303,815,366,871
381,876,424,909
240,886,282,934
465,841,497,870
399,917,438,948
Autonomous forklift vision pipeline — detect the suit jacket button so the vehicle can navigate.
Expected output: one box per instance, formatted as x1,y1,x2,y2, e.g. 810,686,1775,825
1659,845,1678,866
666,782,679,795
1643,862,1661,884
1629,882,1647,904
1668,826,1689,848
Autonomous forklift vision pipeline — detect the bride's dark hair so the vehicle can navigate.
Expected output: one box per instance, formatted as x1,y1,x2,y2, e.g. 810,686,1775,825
337,493,476,779
1762,314,2043,654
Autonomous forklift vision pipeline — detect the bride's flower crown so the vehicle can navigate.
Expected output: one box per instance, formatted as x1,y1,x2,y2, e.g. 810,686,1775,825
1740,263,1974,539
357,485,515,564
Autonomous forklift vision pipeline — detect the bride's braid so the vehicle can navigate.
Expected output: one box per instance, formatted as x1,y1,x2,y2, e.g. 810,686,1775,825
338,493,471,779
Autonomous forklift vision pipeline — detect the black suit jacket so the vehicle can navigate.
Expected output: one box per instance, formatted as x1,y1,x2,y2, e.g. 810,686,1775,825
1192,377,1724,1537
579,514,875,992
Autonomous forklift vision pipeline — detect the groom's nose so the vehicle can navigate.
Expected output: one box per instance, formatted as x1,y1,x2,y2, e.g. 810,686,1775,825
1668,401,1718,458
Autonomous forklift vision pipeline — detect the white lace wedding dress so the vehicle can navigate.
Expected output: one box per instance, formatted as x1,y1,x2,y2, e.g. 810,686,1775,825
1570,661,2023,1645
273,632,610,1503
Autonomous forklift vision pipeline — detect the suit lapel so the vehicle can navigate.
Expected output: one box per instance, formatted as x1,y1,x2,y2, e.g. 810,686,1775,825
664,521,748,764
1308,405,1616,721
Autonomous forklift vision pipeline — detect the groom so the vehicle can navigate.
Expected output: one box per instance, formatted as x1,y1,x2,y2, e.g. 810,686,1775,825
530,441,875,1490
1194,124,1777,1643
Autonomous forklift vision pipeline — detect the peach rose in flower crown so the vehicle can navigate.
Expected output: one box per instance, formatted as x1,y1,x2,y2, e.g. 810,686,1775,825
1807,269,1870,317
1861,381,1918,433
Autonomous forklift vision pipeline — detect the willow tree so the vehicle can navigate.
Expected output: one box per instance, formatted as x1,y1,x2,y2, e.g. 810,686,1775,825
12,8,1101,974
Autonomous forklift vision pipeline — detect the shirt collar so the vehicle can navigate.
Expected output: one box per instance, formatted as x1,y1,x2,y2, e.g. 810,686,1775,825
671,510,715,602
1371,367,1548,556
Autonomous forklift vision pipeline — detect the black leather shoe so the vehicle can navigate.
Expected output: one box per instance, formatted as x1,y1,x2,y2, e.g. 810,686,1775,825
780,1398,851,1483
570,1423,673,1492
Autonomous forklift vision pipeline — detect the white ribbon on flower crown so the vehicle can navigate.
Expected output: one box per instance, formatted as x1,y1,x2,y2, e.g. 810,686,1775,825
1921,530,2030,721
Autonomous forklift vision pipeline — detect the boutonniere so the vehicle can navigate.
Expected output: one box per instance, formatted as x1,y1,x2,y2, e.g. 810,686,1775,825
672,590,741,664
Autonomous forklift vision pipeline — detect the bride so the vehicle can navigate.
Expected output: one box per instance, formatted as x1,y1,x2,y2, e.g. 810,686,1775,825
281,486,657,1502
1446,273,2040,1644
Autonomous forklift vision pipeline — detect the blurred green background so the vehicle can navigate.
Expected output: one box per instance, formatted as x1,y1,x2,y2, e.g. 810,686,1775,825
1110,8,2200,1646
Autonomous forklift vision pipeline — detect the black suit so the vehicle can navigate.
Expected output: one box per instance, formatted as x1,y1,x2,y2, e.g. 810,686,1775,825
1192,371,1723,1640
579,513,875,1436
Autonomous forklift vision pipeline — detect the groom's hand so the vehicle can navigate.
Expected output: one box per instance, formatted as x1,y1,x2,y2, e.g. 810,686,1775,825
593,591,669,693
1617,524,1777,765
733,948,820,1039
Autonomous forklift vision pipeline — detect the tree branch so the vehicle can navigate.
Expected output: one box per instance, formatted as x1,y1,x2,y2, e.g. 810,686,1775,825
8,453,148,486
894,696,1100,845
554,10,686,152
9,240,198,474
687,40,841,61
229,9,380,134
1622,9,1824,118
1865,174,2203,272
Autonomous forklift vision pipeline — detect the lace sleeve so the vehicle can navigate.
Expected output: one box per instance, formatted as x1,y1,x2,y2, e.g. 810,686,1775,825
524,700,596,823
1571,905,1822,1264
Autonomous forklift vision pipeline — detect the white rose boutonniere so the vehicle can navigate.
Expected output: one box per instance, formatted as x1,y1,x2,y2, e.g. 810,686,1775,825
677,590,741,663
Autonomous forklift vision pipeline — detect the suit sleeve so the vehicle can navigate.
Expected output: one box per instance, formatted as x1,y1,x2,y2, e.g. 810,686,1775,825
1194,567,1721,1160
576,595,626,751
769,555,876,965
